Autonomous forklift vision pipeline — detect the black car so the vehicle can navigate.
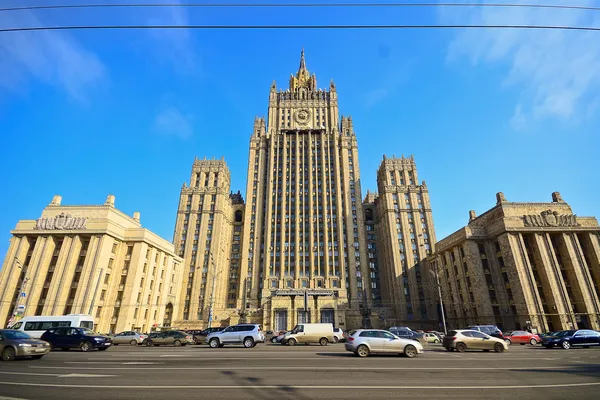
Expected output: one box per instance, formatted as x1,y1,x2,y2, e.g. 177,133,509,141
388,327,425,344
467,325,504,340
542,329,600,350
40,327,112,352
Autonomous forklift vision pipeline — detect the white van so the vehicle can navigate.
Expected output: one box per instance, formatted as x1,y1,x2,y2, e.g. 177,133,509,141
9,314,95,338
283,323,335,346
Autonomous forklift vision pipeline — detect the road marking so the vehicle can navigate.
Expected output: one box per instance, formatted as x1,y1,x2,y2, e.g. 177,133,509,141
28,365,585,371
122,362,157,365
1,382,600,390
0,396,29,400
0,371,115,378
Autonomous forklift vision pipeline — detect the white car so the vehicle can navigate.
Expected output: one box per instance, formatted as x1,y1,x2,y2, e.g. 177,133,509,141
344,329,424,358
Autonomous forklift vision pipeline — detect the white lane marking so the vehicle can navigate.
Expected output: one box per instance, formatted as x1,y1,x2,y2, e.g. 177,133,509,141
1,382,600,390
0,371,115,378
0,396,29,400
78,356,574,361
122,362,157,365
28,365,584,371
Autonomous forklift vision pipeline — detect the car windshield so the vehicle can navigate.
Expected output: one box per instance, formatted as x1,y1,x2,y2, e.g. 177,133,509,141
79,328,98,336
2,330,32,340
554,330,576,337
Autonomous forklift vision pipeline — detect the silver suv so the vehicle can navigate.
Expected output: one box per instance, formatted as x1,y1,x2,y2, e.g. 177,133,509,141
207,324,265,348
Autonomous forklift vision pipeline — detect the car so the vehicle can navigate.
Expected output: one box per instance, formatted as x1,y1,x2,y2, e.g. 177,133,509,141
388,327,426,345
541,329,600,349
190,327,224,345
423,332,441,344
443,329,508,353
467,325,504,340
503,330,541,345
40,327,112,352
333,327,345,343
0,329,51,361
207,324,265,348
112,331,147,346
344,329,424,358
144,330,194,347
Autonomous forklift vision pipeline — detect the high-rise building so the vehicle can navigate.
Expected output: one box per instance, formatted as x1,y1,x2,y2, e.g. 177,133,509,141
172,158,246,327
171,51,440,331
0,195,182,333
425,192,600,332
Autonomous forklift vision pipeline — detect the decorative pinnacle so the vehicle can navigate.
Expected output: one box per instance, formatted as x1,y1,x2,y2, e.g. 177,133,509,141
299,48,306,72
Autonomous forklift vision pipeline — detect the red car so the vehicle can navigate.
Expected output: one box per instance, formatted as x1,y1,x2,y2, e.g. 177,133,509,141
503,330,541,345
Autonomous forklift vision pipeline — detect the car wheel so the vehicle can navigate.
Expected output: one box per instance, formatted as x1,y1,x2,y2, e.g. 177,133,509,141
404,345,418,358
433,339,440,344
1,347,16,361
530,338,538,345
243,337,255,348
209,338,220,348
333,336,339,343
130,340,138,346
494,343,505,353
287,338,297,346
271,337,277,343
356,345,370,358
456,343,467,353
319,338,328,346
505,339,512,345
80,341,93,352
173,340,182,347
561,341,571,350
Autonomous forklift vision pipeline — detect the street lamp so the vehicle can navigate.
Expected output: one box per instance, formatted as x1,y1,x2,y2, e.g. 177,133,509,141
9,258,30,327
430,263,447,335
207,248,227,328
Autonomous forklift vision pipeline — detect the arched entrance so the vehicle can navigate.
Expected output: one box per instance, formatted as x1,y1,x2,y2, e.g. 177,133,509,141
163,303,173,328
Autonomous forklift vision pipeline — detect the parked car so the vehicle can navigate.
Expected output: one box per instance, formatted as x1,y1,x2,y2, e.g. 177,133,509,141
423,332,441,343
389,327,425,345
345,329,424,358
191,327,224,345
270,330,288,344
333,327,345,343
467,325,504,340
0,329,51,361
503,330,541,345
144,330,194,347
541,329,600,349
443,329,508,353
40,327,112,352
283,323,335,346
207,324,265,348
112,331,147,346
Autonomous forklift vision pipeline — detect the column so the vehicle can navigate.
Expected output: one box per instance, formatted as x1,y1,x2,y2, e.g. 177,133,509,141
43,236,74,314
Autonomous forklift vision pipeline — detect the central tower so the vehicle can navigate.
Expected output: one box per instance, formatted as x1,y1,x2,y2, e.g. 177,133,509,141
239,50,372,331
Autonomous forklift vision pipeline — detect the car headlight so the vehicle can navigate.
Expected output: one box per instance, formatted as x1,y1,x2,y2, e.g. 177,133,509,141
94,337,104,342
18,343,32,347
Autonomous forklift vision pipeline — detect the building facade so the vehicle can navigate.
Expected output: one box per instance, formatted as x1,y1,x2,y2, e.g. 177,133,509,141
426,192,600,333
0,195,182,333
171,51,439,331
373,155,438,329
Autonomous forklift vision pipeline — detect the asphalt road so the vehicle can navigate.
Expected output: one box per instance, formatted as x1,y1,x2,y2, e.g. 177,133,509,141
0,343,599,399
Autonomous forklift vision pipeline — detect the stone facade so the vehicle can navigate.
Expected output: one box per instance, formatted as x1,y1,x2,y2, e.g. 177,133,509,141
425,192,600,333
0,195,183,333
168,51,439,331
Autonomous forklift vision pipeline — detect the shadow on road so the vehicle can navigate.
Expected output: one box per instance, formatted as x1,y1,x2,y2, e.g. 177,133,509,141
221,370,311,400
512,364,600,380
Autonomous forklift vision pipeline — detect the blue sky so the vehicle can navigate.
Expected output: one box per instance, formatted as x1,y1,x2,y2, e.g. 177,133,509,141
1,0,599,263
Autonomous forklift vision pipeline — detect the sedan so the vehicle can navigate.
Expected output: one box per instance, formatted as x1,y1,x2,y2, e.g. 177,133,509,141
0,329,51,361
542,329,600,349
345,329,424,358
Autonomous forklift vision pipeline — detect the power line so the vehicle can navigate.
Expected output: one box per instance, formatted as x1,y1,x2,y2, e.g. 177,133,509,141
2,2,600,13
2,24,600,33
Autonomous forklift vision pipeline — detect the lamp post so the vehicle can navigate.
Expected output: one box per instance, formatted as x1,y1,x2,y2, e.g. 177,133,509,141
432,264,447,335
207,248,227,328
9,258,30,327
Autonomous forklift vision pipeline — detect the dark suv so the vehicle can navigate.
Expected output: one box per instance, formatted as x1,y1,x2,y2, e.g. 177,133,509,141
467,325,504,339
41,327,112,352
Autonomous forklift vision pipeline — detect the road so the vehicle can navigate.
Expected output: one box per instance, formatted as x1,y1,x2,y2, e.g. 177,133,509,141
0,343,599,399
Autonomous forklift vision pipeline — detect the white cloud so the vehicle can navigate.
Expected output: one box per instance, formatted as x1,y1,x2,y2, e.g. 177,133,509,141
146,0,198,73
442,0,600,128
153,106,194,140
0,11,105,101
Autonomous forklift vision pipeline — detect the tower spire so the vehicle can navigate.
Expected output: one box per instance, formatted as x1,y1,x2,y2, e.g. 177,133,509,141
299,48,306,72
